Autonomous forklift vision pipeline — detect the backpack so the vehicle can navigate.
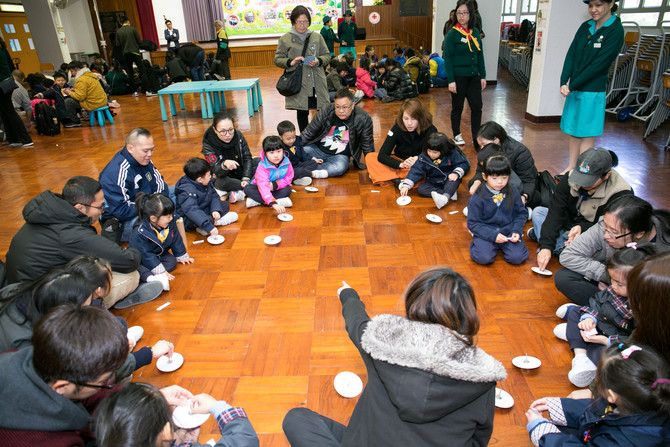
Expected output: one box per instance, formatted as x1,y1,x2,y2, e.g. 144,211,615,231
34,102,60,136
416,64,431,94
537,170,557,208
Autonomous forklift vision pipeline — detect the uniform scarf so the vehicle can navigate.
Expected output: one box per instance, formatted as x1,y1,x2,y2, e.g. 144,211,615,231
455,23,480,52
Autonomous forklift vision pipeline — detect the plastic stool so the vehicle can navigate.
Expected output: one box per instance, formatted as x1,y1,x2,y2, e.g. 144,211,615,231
90,106,114,127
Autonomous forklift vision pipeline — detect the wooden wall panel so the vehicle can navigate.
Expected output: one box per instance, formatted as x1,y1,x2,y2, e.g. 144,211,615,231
88,0,141,62
357,4,434,52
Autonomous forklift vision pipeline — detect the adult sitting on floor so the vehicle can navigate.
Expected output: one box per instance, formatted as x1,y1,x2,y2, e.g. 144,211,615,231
62,61,108,122
556,195,670,305
3,176,161,308
100,127,184,244
365,98,437,185
529,147,632,272
300,88,374,178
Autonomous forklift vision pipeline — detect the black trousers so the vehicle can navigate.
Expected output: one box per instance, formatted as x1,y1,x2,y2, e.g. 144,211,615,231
283,408,344,447
554,268,600,306
450,75,483,140
124,53,151,94
0,89,31,144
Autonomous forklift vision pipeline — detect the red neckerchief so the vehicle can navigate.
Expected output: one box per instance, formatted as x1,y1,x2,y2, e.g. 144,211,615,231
454,23,480,52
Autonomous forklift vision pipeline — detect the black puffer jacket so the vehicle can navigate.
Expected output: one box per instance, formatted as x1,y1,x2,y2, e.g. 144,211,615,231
202,128,254,183
4,191,141,284
385,67,417,101
300,103,374,169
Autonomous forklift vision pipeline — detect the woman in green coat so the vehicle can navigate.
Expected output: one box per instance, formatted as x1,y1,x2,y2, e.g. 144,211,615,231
274,6,331,132
320,16,339,57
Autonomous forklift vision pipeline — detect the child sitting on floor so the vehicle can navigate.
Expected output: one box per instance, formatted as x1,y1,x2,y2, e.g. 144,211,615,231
175,157,239,237
399,132,469,209
244,136,294,214
553,243,657,387
526,343,670,446
129,192,194,292
277,120,322,186
355,58,376,99
467,154,528,266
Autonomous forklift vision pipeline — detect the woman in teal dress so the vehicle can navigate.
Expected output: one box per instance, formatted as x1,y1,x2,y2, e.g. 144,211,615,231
558,0,623,178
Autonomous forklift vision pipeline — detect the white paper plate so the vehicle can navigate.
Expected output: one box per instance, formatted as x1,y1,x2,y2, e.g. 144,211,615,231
207,234,225,245
156,352,184,372
334,371,363,398
426,214,442,223
305,186,319,192
264,235,282,245
495,388,514,409
277,213,293,222
512,355,542,370
172,405,210,429
531,266,553,276
396,196,411,206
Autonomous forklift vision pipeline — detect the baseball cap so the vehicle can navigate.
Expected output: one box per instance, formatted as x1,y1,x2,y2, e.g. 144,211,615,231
568,147,613,187
344,10,352,17
323,15,331,24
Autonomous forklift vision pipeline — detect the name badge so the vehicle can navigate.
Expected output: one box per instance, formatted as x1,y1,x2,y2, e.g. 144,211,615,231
594,43,602,48
461,37,468,43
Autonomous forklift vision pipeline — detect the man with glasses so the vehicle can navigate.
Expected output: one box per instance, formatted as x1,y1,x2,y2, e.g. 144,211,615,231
528,147,632,272
301,88,374,178
4,175,162,308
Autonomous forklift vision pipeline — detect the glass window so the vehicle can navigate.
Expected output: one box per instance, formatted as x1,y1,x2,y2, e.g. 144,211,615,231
8,39,15,51
504,0,518,15
10,39,20,51
23,24,29,33
520,14,537,23
521,0,538,13
620,11,660,25
28,38,34,50
643,0,662,6
623,0,641,7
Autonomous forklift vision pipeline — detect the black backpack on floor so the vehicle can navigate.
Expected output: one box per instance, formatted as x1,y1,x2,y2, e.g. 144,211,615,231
34,102,60,136
417,64,431,94
537,170,557,208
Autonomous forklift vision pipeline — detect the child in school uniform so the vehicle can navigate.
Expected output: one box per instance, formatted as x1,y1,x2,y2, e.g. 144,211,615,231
526,342,670,446
398,132,470,209
277,120,323,186
175,157,239,237
467,154,528,265
553,243,657,387
129,192,194,292
244,136,294,214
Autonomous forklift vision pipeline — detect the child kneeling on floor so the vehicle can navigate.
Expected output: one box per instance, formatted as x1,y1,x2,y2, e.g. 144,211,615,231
277,120,322,186
244,136,294,214
398,132,469,209
175,157,238,237
467,154,528,265
553,243,657,387
526,343,670,446
129,192,194,291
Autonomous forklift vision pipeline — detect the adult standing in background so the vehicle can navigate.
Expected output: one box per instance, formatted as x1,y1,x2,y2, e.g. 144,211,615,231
0,37,32,148
556,0,624,179
115,16,155,96
444,0,486,147
274,5,331,132
320,15,339,57
338,10,357,59
164,19,180,50
214,20,232,80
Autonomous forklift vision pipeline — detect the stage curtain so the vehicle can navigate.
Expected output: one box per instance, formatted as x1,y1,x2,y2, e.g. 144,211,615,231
182,0,224,42
137,0,159,45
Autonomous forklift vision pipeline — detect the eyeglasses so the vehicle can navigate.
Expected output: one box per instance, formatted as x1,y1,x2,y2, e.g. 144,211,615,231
74,373,116,390
214,127,235,136
335,104,352,111
83,203,105,212
603,226,633,240
457,11,470,16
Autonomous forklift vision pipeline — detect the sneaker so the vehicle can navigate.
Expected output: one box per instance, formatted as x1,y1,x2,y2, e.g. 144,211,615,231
568,355,598,388
146,273,170,292
246,197,261,208
312,170,329,179
132,92,139,97
454,134,466,145
293,176,312,186
113,281,164,309
215,211,239,226
527,207,533,221
195,227,209,236
63,122,82,128
229,190,245,203
431,191,449,209
276,197,293,208
214,188,228,199
463,206,468,217
526,227,538,242
127,326,144,344
556,303,578,319
353,89,365,104
9,143,23,148
381,96,393,103
553,323,568,341
21,142,34,148
145,91,157,97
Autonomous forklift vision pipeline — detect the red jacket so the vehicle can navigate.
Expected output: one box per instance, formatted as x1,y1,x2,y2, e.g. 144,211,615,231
355,67,376,98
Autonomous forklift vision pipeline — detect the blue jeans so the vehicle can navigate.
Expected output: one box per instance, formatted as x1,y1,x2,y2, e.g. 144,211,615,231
431,76,448,87
303,144,350,177
189,49,205,81
531,206,569,254
373,88,387,99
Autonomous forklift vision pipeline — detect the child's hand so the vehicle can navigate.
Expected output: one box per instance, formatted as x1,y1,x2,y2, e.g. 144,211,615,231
160,385,194,407
209,227,219,236
448,173,459,181
529,398,550,413
190,393,217,414
271,203,286,214
509,233,520,243
166,272,176,280
495,234,508,244
151,340,175,359
179,257,195,265
212,211,221,220
337,281,352,297
525,408,543,424
313,158,323,164
582,332,608,345
399,187,409,196
240,181,249,188
578,318,596,331
567,389,593,399
469,180,481,195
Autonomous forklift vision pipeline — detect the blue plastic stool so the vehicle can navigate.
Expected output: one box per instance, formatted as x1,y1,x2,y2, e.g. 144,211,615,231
90,106,114,127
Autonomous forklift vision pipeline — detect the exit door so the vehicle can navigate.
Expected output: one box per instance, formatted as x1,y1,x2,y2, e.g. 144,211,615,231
0,13,41,74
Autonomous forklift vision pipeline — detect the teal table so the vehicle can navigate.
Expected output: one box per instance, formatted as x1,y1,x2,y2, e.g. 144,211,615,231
157,81,211,121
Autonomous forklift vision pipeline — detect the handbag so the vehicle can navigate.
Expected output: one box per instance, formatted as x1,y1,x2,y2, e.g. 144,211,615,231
0,77,17,95
276,36,311,97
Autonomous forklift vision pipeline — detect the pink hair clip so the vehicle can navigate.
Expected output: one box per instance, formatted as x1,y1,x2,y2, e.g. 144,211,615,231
621,345,642,359
652,378,670,389
626,242,638,250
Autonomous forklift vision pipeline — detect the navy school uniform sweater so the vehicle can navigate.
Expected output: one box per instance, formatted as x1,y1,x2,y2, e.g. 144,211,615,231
174,175,227,233
401,150,470,190
128,218,189,275
467,185,527,242
281,135,311,166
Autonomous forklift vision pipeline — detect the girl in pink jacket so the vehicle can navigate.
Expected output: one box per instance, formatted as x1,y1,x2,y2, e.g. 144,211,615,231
243,136,294,213
356,59,377,98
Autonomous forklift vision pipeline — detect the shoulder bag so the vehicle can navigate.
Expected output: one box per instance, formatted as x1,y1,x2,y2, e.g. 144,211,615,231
276,35,311,97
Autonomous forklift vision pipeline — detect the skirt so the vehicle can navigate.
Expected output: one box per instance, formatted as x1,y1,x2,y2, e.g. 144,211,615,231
365,153,410,185
560,90,606,138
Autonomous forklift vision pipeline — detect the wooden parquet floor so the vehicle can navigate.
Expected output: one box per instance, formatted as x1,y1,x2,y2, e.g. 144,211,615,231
0,66,669,446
